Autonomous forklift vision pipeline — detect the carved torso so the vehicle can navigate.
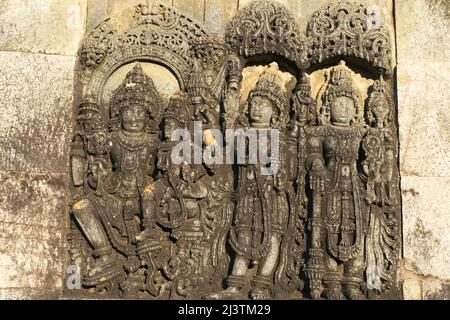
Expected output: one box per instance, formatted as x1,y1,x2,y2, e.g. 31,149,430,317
103,131,157,198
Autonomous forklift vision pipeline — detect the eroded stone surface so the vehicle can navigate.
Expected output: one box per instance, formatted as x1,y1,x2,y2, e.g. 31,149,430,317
396,0,450,177
106,0,143,16
0,52,76,173
172,0,205,23
422,278,450,300
396,0,450,299
402,277,422,300
396,0,450,64
0,288,61,300
0,0,86,56
397,62,450,177
0,172,69,229
87,0,107,31
402,176,450,280
0,223,66,290
204,0,238,35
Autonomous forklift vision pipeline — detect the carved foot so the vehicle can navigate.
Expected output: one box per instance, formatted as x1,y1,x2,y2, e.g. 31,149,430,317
249,288,271,300
345,286,366,300
134,228,157,242
206,287,243,300
83,254,124,288
326,286,345,300
88,254,116,277
310,288,321,300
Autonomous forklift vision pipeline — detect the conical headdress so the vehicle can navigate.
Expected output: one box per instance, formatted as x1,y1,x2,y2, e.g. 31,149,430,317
248,71,289,127
109,63,164,133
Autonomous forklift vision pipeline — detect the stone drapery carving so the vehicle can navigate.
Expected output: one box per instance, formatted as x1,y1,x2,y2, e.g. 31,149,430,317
69,0,400,300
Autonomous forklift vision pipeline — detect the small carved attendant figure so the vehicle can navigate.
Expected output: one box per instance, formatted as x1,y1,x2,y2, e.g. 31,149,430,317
71,64,162,290
363,76,399,293
305,61,368,300
142,93,209,297
143,92,197,234
71,97,109,198
211,72,291,300
363,76,395,206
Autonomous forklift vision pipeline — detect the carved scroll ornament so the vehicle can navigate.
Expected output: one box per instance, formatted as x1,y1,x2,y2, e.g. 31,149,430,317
306,0,392,75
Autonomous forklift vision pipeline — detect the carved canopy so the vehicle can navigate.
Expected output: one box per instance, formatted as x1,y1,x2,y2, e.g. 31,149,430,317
306,0,392,75
226,0,310,70
77,3,214,102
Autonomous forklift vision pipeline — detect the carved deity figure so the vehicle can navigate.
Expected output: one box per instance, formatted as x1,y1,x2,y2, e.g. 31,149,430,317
140,92,211,297
363,76,399,294
70,64,162,291
69,0,401,300
210,72,292,300
187,37,228,129
305,61,368,300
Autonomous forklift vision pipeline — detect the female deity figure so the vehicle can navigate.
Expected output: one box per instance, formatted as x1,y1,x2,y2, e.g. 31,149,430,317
210,71,292,300
139,92,211,297
363,76,399,294
304,61,368,300
70,64,163,289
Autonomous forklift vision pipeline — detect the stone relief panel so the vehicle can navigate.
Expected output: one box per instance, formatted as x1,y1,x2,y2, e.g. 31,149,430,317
67,0,401,300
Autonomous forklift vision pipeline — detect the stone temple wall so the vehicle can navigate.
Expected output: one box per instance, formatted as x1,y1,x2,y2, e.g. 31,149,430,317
0,0,448,299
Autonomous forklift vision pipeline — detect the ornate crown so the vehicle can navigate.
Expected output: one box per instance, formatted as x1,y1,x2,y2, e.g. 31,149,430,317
366,75,393,124
191,36,227,69
163,91,191,127
109,63,164,133
248,71,289,127
295,74,312,98
321,61,361,124
78,96,100,117
370,75,390,100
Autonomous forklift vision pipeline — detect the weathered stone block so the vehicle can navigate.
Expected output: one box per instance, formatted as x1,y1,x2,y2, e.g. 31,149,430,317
0,171,69,229
397,62,450,177
0,52,76,173
0,223,66,291
396,0,450,300
106,0,142,16
204,0,238,35
0,0,87,56
422,278,450,300
402,276,423,300
87,0,107,31
0,288,61,300
396,0,450,64
402,176,450,280
173,0,205,23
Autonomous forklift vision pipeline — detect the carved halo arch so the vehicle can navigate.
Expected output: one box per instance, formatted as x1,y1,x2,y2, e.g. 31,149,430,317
76,3,213,109
226,0,310,75
306,0,393,77
88,48,190,105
